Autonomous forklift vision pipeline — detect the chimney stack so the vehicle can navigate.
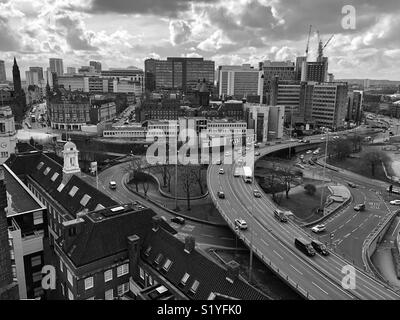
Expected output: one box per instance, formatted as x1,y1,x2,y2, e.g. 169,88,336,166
152,216,161,232
226,260,240,283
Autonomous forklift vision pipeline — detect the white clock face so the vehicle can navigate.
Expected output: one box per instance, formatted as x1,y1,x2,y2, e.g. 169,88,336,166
1,143,6,148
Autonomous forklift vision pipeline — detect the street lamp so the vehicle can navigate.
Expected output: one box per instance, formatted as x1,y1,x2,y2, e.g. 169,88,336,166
320,130,329,214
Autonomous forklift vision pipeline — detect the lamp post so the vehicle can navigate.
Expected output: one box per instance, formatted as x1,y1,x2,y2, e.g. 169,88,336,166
320,130,329,214
248,132,256,283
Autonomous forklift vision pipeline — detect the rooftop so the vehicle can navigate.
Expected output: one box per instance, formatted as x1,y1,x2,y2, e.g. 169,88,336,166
3,164,44,217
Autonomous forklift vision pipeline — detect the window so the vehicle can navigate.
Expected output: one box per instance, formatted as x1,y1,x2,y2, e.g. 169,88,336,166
33,211,43,225
144,246,152,257
37,162,44,170
67,269,73,286
60,260,63,273
84,277,94,290
69,186,79,197
68,289,74,300
57,183,65,192
31,255,42,267
154,253,163,265
117,282,129,296
1,152,8,158
43,167,51,176
117,263,129,277
105,289,113,300
51,172,59,181
163,259,173,272
104,269,113,282
80,194,91,206
181,273,190,286
139,267,144,280
32,271,42,283
190,280,200,294
61,283,65,297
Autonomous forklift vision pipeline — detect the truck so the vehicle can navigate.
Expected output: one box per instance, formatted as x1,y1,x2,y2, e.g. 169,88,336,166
242,166,252,183
30,115,36,123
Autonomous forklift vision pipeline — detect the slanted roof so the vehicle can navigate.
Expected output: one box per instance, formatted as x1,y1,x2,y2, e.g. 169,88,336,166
60,204,156,267
6,151,117,218
141,227,267,300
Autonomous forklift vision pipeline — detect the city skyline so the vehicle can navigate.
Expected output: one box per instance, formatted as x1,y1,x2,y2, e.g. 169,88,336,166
0,0,400,81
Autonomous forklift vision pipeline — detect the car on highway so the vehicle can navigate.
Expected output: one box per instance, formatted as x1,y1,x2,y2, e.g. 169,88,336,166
219,168,225,175
313,149,320,155
109,181,117,190
311,240,329,256
216,159,222,165
390,200,400,205
254,143,260,148
306,150,312,154
237,159,244,166
354,203,366,211
333,136,340,139
294,237,316,257
171,216,185,225
311,224,326,233
299,154,304,160
347,182,357,188
273,209,288,222
217,191,225,199
320,136,326,140
302,139,310,143
234,169,241,177
235,219,248,230
253,190,262,198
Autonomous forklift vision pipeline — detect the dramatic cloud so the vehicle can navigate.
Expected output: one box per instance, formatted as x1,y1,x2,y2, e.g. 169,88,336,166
169,20,192,46
0,0,400,80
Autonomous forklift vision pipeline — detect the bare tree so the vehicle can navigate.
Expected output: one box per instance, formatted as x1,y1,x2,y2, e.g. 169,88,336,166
191,166,205,195
154,162,173,192
125,156,146,192
279,167,303,199
362,150,390,177
181,165,197,210
348,134,363,153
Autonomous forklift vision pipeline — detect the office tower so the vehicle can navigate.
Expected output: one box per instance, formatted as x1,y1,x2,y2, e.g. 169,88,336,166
25,71,40,86
66,67,76,74
0,166,19,300
347,90,364,125
217,64,263,98
0,61,6,82
145,57,214,94
89,61,102,73
295,57,306,81
363,79,370,89
49,58,64,76
29,67,44,81
305,60,328,83
311,82,348,129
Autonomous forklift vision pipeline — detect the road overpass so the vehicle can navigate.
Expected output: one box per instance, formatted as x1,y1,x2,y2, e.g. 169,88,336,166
207,137,400,300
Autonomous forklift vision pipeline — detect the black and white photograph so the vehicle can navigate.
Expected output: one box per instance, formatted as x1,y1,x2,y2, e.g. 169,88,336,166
0,0,400,313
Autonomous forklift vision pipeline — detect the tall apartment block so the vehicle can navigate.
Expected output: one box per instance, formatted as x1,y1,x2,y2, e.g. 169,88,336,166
49,58,64,76
0,60,6,83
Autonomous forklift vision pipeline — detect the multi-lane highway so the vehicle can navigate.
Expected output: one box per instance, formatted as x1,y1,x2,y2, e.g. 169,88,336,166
207,138,400,299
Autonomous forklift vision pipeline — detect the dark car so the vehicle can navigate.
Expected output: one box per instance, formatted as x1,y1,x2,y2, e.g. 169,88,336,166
294,238,316,257
354,203,365,211
348,182,357,188
171,216,185,225
217,191,225,199
311,240,329,256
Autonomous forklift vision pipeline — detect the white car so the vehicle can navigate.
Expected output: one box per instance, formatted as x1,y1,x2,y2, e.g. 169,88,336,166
313,150,320,155
311,224,326,233
219,168,225,175
235,219,248,230
225,152,231,156
390,200,400,205
306,150,312,154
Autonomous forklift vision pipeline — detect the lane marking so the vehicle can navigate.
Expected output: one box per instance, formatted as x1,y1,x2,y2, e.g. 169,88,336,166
312,282,329,295
291,265,303,275
273,250,284,260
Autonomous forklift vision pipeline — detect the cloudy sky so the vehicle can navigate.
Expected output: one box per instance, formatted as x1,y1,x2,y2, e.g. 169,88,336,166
1,0,400,80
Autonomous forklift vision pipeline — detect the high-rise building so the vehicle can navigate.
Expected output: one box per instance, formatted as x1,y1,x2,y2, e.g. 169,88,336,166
0,61,6,83
89,61,102,73
311,82,348,129
304,60,328,83
66,67,76,74
363,79,370,90
49,58,64,76
145,57,214,94
29,67,44,81
217,64,263,99
347,90,364,125
0,166,19,300
25,71,40,86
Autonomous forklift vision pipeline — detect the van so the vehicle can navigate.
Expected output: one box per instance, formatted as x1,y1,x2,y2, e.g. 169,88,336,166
274,209,288,222
294,238,316,257
109,181,117,190
311,240,329,256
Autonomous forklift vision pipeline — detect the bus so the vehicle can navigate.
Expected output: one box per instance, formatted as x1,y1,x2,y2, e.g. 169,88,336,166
243,166,252,183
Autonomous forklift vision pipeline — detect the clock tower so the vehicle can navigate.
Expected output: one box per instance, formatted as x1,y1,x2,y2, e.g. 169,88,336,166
0,106,17,165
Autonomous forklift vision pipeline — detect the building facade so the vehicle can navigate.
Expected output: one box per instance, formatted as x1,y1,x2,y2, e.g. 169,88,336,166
49,58,64,76
0,61,7,83
0,106,17,164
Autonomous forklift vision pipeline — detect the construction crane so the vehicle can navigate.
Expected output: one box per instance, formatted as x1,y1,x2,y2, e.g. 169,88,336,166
317,30,334,61
305,24,312,61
